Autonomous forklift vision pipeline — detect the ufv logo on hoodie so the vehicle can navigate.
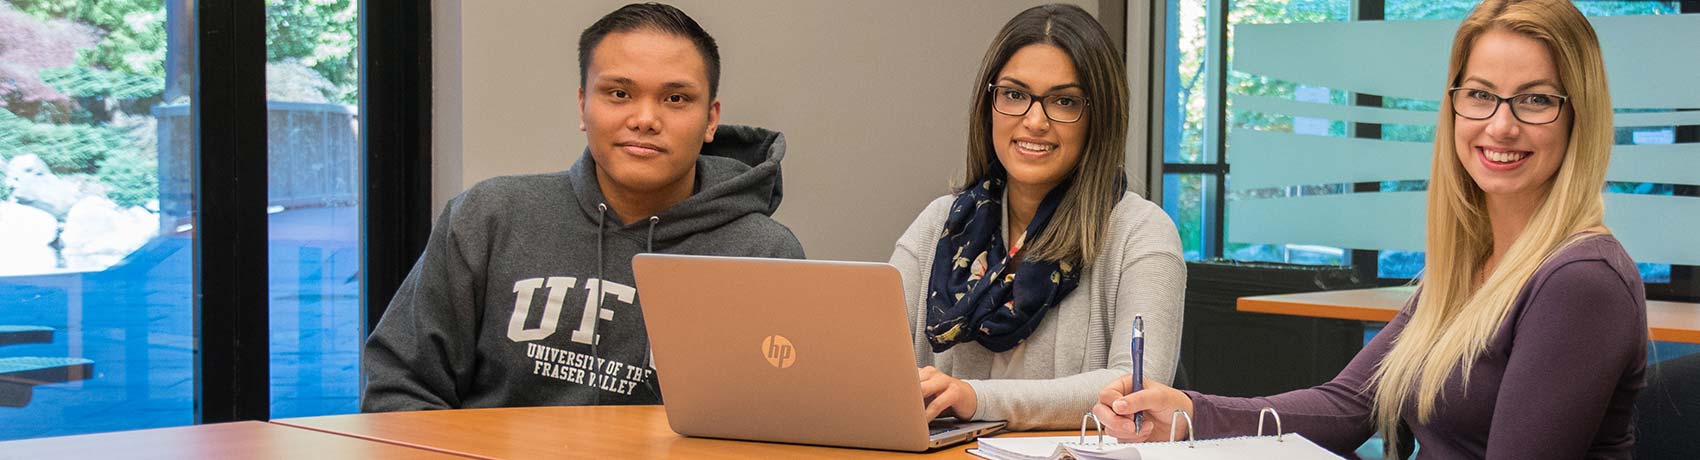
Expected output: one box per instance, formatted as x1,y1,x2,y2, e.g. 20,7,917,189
506,276,654,397
505,276,632,344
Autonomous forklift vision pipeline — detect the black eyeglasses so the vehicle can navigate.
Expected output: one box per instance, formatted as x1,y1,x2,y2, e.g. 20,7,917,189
1448,87,1569,125
987,84,1090,123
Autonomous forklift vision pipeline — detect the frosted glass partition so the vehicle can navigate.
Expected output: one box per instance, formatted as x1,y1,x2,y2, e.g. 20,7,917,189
1228,130,1429,190
1226,14,1700,266
1229,193,1700,265
1232,16,1700,106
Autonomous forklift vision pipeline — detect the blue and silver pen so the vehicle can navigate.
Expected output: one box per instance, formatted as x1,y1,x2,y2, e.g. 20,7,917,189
1132,314,1144,428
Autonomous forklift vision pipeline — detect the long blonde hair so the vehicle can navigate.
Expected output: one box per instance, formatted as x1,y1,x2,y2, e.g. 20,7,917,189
962,4,1129,269
1367,0,1614,452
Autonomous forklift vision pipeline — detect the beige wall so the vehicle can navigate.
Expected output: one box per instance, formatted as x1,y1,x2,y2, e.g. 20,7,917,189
433,0,1149,262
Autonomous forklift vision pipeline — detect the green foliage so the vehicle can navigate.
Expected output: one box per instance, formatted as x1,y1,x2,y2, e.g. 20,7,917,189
11,0,169,78
267,0,358,104
1225,0,1346,137
97,147,158,207
0,108,134,175
0,152,10,201
1387,1,1678,24
1229,0,1345,25
1381,124,1434,143
6,0,167,206
4,0,360,212
1385,1,1476,21
1574,2,1680,16
0,105,153,205
1171,174,1207,258
0,109,24,145
40,67,164,99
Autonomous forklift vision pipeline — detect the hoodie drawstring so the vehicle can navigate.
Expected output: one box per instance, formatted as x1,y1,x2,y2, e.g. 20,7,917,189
592,205,664,403
644,215,660,399
593,203,607,406
647,216,660,253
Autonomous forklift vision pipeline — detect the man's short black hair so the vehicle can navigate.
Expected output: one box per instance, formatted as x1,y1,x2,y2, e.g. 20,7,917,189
578,3,721,98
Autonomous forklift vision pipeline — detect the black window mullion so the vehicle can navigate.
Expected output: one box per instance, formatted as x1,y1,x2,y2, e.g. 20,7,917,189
1208,0,1228,259
360,1,434,337
194,0,270,423
1351,0,1385,280
1162,163,1229,175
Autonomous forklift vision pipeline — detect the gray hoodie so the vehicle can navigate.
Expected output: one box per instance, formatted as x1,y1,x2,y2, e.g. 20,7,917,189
362,125,804,411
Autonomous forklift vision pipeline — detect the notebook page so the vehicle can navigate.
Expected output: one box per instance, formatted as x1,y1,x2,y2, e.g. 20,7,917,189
975,436,1088,459
976,434,1340,460
1132,434,1341,459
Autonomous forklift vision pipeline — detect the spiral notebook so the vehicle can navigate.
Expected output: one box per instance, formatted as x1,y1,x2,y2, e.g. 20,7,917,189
969,408,1342,460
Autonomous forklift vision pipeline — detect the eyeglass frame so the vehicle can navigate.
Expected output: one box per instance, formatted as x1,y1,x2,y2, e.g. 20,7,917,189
986,84,1092,123
1446,87,1570,125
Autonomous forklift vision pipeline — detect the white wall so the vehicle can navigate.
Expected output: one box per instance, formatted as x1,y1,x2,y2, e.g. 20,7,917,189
433,0,1150,262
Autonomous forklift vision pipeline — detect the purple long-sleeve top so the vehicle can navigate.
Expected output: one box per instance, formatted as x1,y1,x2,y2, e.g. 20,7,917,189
1184,236,1648,459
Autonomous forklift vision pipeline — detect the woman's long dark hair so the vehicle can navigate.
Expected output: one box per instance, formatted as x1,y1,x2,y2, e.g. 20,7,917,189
962,3,1129,269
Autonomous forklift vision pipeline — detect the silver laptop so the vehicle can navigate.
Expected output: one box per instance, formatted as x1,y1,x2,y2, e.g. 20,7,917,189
632,254,1007,452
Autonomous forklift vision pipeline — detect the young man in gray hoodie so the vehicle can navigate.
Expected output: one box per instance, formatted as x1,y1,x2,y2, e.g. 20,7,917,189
361,3,804,411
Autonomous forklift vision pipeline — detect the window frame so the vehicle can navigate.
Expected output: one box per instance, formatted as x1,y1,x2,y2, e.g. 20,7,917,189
1154,0,1699,300
194,0,433,424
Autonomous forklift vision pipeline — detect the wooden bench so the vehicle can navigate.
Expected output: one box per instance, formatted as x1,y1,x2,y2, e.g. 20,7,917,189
0,357,96,407
1,325,97,408
0,326,54,347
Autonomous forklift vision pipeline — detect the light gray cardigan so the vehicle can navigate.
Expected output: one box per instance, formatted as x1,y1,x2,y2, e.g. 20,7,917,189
888,192,1185,430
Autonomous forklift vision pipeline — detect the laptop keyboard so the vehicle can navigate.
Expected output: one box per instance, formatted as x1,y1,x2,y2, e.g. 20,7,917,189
928,426,957,436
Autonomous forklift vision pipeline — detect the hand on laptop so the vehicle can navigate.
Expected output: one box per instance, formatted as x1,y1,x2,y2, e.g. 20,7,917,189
918,366,978,421
1092,375,1193,442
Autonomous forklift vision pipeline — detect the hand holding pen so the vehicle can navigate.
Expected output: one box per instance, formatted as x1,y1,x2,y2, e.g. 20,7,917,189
1132,314,1144,427
1089,314,1197,442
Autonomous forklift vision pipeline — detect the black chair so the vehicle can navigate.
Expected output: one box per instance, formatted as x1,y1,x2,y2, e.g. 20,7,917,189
1636,351,1700,459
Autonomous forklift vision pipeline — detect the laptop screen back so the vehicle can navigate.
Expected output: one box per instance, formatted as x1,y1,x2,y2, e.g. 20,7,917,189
632,254,936,451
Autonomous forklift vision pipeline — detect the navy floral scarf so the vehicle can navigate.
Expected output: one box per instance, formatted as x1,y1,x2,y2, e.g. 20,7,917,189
925,164,1080,353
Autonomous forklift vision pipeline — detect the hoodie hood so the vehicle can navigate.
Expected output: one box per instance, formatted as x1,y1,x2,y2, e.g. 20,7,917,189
360,124,803,411
567,124,786,244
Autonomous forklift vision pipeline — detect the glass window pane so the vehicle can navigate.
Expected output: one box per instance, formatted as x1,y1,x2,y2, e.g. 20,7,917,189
1162,173,1215,261
1218,0,1352,266
1377,250,1426,279
1163,0,1211,164
265,0,361,418
1610,124,1678,283
0,0,194,439
1389,1,1680,21
1224,178,1349,265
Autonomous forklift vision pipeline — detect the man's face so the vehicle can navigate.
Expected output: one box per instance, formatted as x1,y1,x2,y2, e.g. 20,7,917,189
579,30,719,199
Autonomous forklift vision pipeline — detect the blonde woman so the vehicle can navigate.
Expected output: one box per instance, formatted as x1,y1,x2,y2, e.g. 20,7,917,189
1092,0,1647,457
889,4,1186,431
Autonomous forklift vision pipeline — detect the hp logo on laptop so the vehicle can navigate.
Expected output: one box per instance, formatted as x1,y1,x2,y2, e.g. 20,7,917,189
761,335,796,368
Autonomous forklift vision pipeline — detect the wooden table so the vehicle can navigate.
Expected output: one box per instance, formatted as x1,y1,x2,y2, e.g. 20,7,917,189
0,421,461,459
1238,286,1700,344
275,405,1063,459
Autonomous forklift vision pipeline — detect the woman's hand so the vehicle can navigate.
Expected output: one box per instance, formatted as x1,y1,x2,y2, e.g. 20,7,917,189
918,366,978,420
1090,375,1194,442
